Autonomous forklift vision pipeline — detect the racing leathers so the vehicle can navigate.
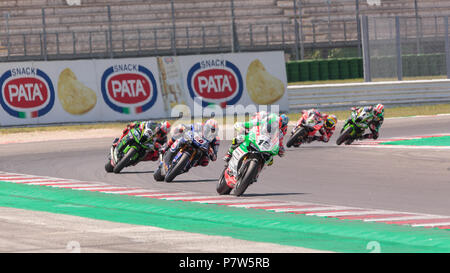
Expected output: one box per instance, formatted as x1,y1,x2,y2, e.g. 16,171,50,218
347,106,384,140
292,109,335,146
116,121,167,162
224,115,287,164
162,123,220,167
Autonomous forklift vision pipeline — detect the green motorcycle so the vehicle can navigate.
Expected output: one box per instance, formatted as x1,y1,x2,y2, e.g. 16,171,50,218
217,116,280,196
336,106,374,145
105,126,154,173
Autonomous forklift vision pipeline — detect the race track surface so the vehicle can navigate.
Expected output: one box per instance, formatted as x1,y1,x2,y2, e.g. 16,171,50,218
1,115,450,216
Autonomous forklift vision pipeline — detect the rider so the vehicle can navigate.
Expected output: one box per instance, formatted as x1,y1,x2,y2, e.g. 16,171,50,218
348,104,384,140
116,120,171,161
223,112,289,163
291,109,337,146
162,119,220,167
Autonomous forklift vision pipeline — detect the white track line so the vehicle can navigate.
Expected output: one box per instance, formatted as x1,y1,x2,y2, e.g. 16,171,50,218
272,206,339,212
310,210,386,217
49,183,108,188
412,222,450,227
106,189,157,194
136,192,196,197
363,215,444,222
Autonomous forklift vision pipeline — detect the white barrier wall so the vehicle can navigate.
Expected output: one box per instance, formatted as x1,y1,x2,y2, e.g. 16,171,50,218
0,51,288,126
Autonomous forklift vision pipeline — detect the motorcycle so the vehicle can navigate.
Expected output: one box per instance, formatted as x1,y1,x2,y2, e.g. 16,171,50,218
105,126,154,173
154,124,212,182
336,107,374,145
286,110,324,148
217,118,280,196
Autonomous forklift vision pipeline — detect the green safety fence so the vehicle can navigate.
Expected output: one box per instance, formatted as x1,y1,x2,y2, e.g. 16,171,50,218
286,54,447,83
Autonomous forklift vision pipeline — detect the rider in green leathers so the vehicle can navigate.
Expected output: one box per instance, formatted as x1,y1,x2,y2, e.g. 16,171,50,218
346,104,384,141
223,112,289,164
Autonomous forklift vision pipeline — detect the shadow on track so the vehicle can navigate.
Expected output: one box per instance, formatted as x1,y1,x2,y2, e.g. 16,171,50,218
117,170,155,174
240,192,308,197
170,178,218,183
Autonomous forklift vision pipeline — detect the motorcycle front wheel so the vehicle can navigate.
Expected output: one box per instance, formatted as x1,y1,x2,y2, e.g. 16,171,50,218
234,159,259,197
336,127,354,146
113,147,137,173
164,153,190,182
286,127,308,148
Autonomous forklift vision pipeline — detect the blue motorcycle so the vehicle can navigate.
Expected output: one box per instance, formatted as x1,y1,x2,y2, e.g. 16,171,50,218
154,124,212,182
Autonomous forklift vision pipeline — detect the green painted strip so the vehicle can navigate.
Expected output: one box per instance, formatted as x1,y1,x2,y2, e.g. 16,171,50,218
382,136,450,146
1,181,449,253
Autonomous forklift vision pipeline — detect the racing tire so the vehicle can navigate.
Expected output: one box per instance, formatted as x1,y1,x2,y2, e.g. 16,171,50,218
164,153,190,182
153,167,165,181
216,167,232,195
233,159,259,197
113,148,137,173
105,161,114,173
336,127,353,146
286,128,308,148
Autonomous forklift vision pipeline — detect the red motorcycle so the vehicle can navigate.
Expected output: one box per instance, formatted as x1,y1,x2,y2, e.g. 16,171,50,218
286,110,324,147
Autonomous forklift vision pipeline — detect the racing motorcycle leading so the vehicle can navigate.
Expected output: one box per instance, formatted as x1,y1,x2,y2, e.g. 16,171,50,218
286,109,337,147
105,120,170,173
336,104,384,145
154,119,219,182
218,113,288,196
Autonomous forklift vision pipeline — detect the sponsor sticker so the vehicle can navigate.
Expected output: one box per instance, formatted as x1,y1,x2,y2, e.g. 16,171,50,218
187,59,243,108
101,64,158,114
0,67,55,118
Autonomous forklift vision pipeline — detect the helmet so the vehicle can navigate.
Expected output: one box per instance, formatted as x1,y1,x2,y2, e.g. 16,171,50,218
143,121,154,139
325,114,337,129
159,121,171,135
374,104,384,116
280,114,289,128
203,119,218,141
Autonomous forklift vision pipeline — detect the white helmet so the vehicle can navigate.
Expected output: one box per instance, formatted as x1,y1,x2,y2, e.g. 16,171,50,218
203,119,218,141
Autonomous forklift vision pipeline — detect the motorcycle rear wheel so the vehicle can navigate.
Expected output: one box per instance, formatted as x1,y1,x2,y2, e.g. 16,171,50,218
217,167,232,195
105,161,114,173
153,166,165,181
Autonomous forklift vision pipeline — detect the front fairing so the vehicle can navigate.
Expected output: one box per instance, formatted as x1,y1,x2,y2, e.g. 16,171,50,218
351,108,372,129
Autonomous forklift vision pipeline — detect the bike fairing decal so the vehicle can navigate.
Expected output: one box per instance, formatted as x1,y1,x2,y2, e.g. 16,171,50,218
187,61,243,107
0,69,55,118
101,65,158,114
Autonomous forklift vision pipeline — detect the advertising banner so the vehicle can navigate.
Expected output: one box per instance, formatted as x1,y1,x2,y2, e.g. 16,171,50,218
157,51,289,118
0,51,287,126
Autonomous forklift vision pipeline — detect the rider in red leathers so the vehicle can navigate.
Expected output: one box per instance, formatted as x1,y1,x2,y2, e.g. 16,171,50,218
291,109,337,147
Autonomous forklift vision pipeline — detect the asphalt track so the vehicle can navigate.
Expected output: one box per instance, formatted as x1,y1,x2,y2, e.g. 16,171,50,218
1,114,450,218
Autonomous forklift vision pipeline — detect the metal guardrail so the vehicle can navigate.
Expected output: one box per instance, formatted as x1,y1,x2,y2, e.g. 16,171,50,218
287,79,450,111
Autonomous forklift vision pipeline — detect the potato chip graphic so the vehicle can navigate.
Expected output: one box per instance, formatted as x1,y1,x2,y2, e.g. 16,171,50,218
57,68,97,115
246,59,285,105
